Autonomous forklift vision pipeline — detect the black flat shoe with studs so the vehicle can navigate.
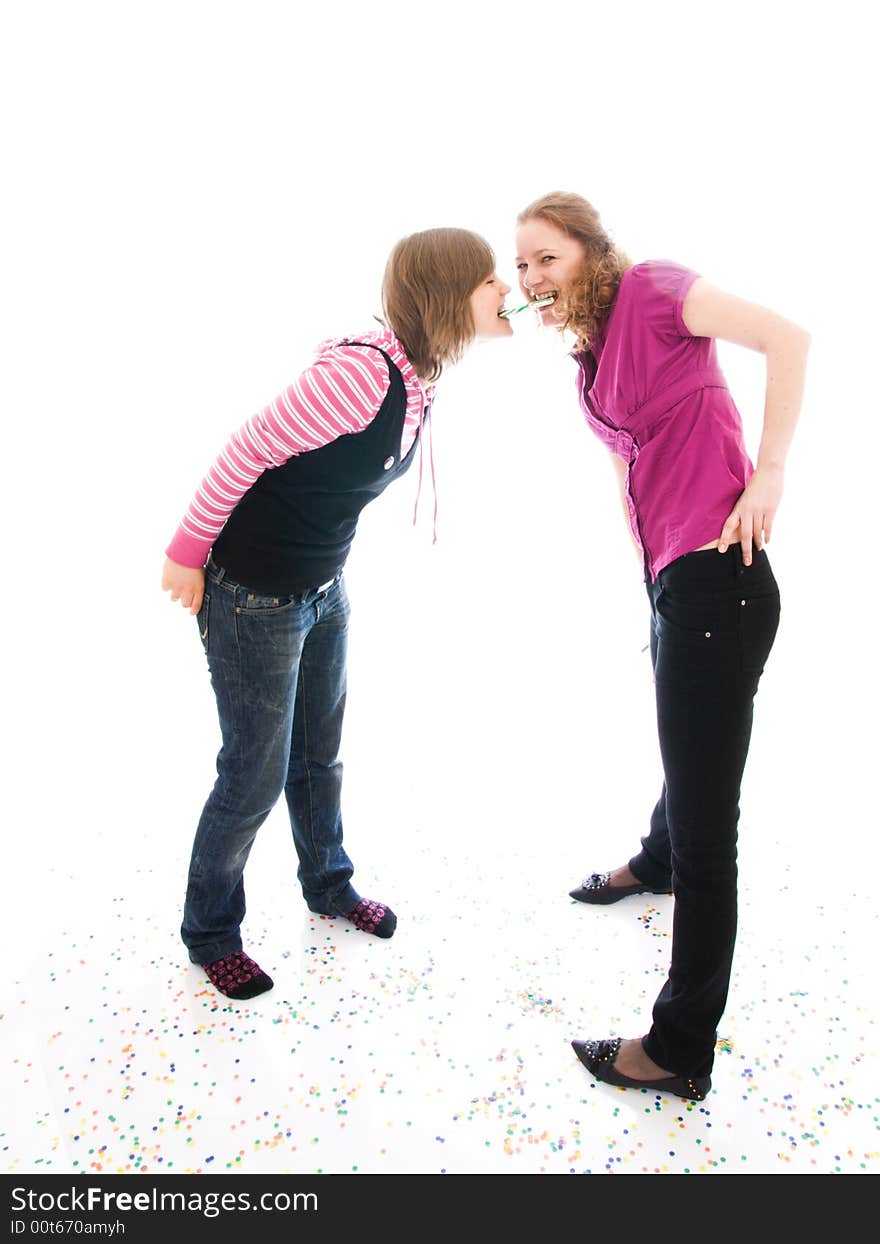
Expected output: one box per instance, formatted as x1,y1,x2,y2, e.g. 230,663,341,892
572,1037,711,1102
569,872,673,904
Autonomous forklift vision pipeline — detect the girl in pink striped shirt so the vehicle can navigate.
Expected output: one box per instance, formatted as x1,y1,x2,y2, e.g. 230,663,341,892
162,229,511,999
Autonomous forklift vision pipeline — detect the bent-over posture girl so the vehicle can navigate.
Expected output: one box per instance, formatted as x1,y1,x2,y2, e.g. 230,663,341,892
163,229,512,998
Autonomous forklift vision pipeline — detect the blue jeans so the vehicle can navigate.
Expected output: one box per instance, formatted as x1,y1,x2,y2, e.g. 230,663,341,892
181,560,361,965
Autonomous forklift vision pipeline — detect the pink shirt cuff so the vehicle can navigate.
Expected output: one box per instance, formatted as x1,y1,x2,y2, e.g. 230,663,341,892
165,531,211,570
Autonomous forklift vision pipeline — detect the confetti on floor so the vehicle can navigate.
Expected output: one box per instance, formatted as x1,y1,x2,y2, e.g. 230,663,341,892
3,834,878,1176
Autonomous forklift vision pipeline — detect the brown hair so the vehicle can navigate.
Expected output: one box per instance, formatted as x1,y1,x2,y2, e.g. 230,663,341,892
381,228,496,382
517,192,630,350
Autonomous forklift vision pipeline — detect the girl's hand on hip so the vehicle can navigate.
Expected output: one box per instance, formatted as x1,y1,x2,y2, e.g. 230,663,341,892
162,557,205,614
717,465,784,565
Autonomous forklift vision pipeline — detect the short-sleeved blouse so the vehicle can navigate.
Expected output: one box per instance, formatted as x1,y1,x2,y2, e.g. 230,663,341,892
574,260,753,580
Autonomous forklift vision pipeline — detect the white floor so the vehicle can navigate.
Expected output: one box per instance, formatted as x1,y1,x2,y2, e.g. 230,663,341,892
4,469,878,1177
3,804,877,1177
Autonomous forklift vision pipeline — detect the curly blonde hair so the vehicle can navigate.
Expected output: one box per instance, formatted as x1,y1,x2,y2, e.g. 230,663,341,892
517,192,630,350
381,228,496,382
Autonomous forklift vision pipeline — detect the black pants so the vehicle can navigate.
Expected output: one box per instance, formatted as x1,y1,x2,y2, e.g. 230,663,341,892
629,545,780,1078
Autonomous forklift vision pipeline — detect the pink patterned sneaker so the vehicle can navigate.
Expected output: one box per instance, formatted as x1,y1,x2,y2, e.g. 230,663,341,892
345,898,397,939
203,950,273,999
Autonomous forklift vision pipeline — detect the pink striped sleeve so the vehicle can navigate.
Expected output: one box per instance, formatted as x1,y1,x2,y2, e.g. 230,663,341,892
165,346,391,568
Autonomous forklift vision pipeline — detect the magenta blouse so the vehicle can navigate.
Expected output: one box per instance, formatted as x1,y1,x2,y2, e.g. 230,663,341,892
575,261,753,580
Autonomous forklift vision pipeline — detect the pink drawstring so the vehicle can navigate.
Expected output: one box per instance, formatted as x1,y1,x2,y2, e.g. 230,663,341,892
412,405,425,526
412,396,438,543
427,404,437,544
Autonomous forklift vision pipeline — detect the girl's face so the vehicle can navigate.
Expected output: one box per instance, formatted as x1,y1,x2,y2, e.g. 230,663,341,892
515,219,587,326
470,271,513,339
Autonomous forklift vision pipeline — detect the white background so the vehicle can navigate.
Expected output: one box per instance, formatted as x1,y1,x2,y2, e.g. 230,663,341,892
1,0,877,943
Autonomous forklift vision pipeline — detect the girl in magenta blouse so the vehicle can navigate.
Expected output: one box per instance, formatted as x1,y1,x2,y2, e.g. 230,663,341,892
516,192,809,1101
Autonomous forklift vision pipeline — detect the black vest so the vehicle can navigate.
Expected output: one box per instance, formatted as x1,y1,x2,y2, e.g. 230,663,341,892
211,344,420,594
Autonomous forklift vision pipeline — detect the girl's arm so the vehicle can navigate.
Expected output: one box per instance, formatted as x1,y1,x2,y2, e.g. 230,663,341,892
161,559,206,615
609,453,644,564
682,279,810,565
162,346,392,614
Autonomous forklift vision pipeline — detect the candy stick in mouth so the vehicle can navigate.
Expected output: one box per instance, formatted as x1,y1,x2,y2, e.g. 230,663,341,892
498,295,556,319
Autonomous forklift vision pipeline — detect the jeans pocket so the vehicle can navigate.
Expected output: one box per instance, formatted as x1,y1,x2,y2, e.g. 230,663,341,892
654,588,739,679
196,592,211,651
738,589,780,676
238,591,300,616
